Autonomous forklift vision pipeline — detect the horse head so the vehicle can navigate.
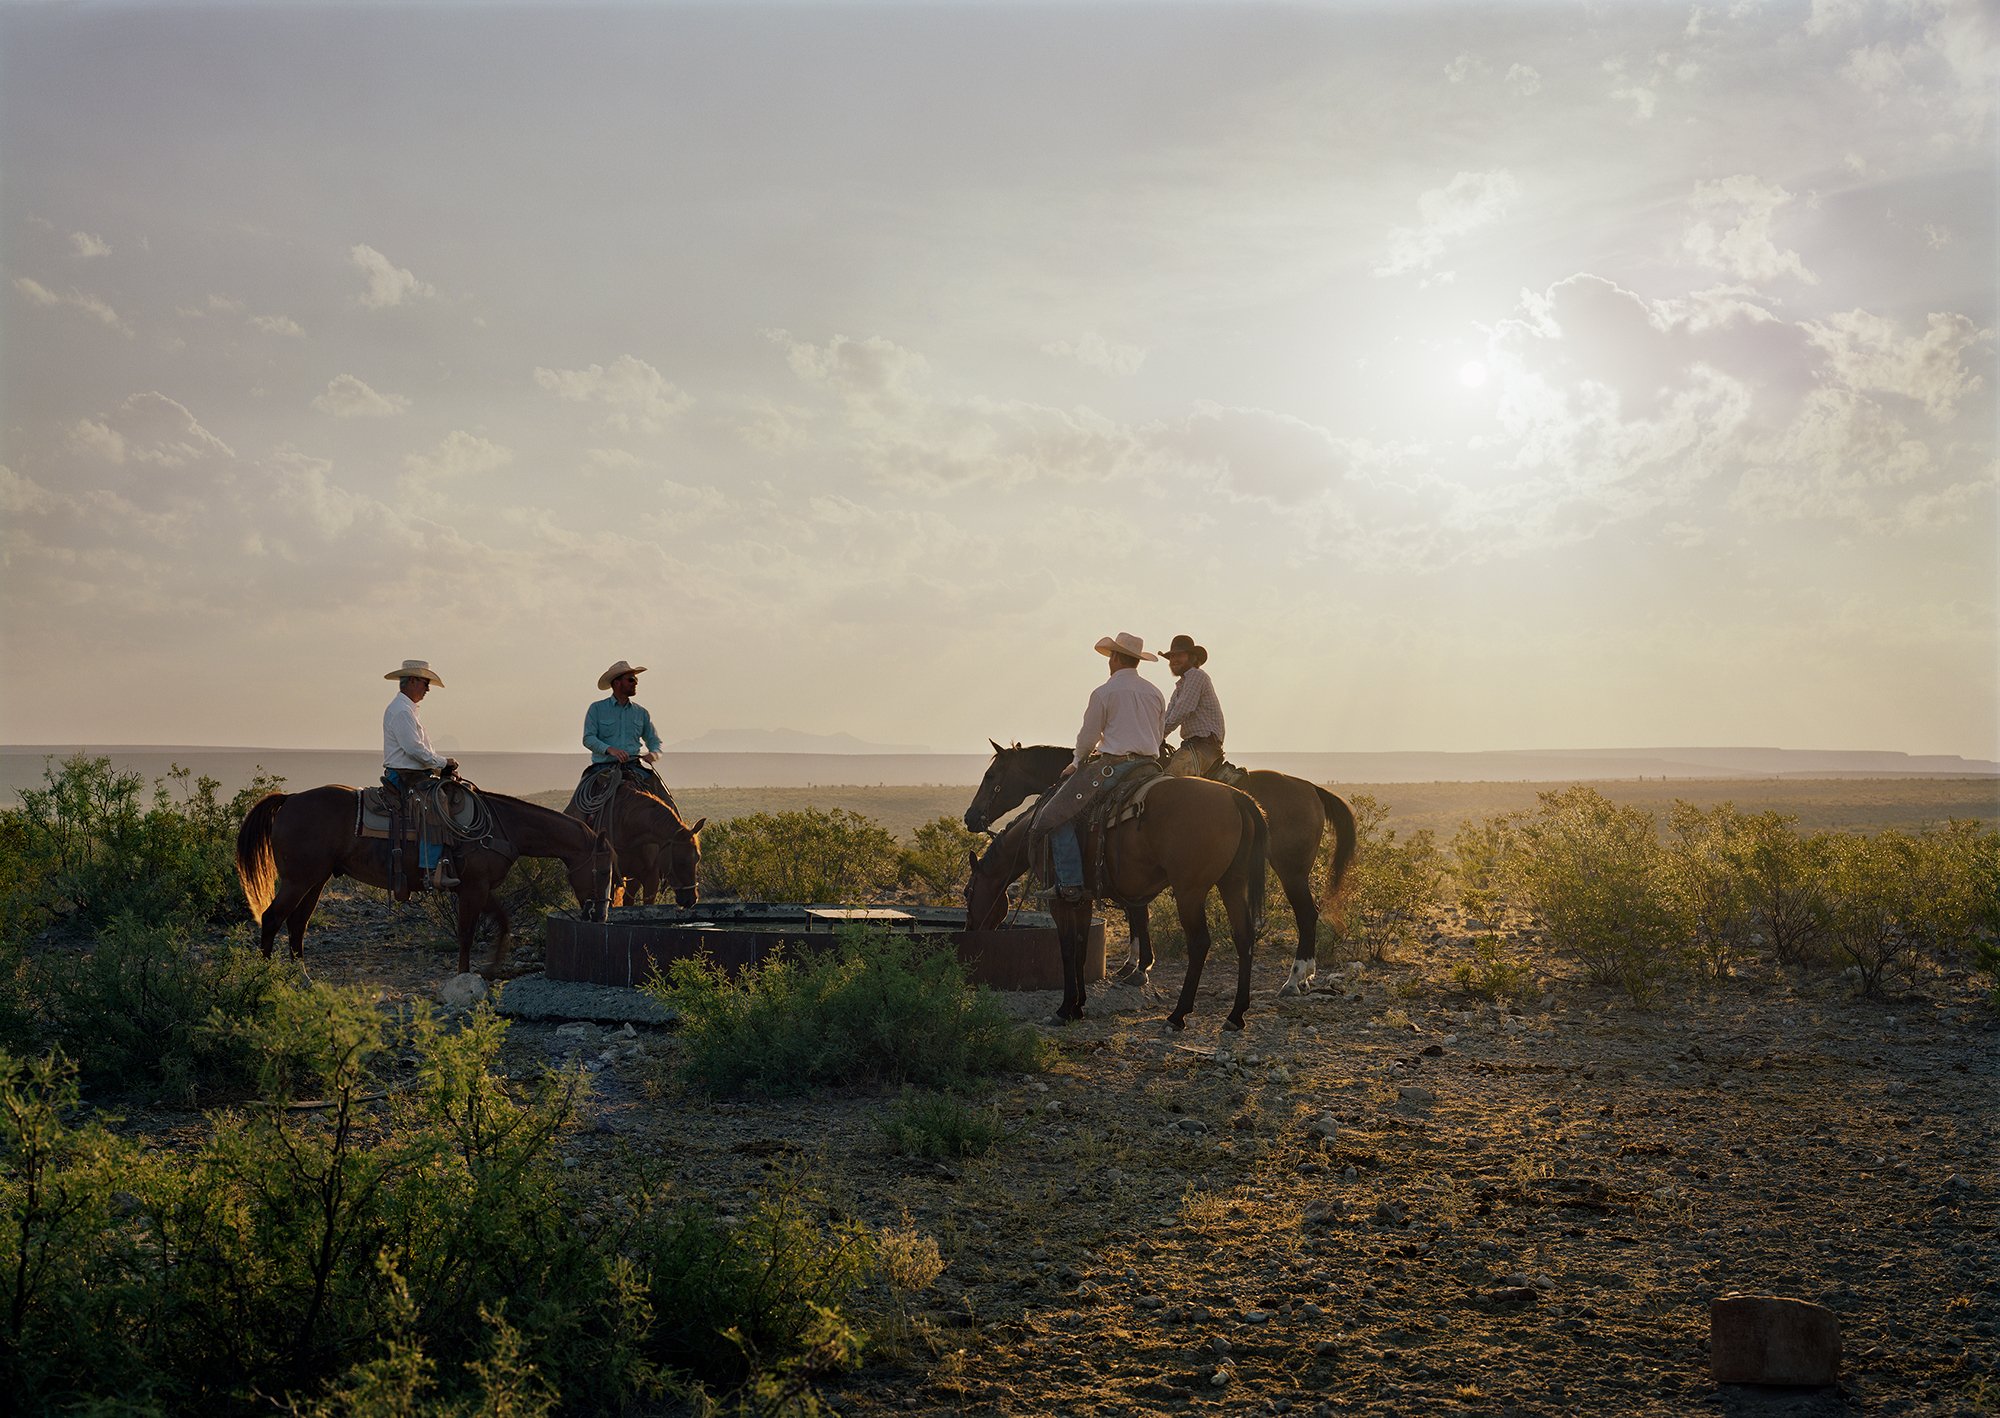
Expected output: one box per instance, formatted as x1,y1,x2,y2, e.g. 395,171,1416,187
962,817,1029,931
662,813,705,908
966,742,1063,833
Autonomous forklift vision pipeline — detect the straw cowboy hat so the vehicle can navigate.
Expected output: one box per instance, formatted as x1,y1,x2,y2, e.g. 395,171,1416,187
384,659,444,687
1094,632,1158,662
598,660,648,691
1163,634,1208,667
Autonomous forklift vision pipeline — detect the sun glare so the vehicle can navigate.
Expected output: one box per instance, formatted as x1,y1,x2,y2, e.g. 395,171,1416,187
1458,360,1488,389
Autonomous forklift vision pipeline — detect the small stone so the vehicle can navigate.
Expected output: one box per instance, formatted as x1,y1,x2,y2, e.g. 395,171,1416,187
437,972,488,1009
1137,1295,1165,1310
1710,1294,1841,1387
1241,1309,1270,1324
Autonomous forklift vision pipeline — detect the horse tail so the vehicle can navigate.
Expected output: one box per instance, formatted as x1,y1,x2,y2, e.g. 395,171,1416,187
1235,789,1268,940
1314,786,1359,936
235,791,286,920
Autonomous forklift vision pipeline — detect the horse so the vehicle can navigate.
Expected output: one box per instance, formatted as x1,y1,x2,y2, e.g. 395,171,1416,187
964,774,1267,1031
964,741,1358,994
235,784,614,976
575,781,705,907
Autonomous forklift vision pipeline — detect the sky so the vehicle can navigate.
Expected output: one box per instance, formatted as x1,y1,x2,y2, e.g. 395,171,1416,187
1,0,1995,759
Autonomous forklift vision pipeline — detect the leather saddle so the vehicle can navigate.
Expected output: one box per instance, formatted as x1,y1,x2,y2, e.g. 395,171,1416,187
356,779,487,842
1205,760,1249,787
1026,759,1171,904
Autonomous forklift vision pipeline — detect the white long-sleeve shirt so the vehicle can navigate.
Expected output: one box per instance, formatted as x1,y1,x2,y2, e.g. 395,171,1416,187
1073,667,1166,766
383,692,448,770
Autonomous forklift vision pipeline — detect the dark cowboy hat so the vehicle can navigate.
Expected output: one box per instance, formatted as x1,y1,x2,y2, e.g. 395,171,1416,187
1163,635,1208,667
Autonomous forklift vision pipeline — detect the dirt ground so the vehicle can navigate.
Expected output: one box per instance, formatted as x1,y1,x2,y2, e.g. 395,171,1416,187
293,884,1998,1418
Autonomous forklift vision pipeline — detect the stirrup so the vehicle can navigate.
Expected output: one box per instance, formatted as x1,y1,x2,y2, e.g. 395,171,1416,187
428,862,459,890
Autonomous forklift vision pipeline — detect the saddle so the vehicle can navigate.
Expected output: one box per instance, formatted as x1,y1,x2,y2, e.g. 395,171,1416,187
1205,760,1249,788
356,778,491,843
1027,758,1170,905
566,763,677,834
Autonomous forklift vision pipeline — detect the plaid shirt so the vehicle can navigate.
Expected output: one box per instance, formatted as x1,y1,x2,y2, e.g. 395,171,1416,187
1163,665,1225,745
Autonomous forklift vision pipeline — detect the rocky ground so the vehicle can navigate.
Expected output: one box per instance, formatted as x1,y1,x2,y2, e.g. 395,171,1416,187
291,885,1997,1417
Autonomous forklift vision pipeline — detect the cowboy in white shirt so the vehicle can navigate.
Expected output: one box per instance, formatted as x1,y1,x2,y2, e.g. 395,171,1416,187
382,658,458,889
1048,632,1165,901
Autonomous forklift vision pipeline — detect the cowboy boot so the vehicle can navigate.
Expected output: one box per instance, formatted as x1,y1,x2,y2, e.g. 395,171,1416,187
428,855,459,891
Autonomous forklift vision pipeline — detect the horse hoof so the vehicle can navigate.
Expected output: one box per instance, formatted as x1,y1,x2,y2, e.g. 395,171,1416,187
1222,1016,1246,1033
1162,1015,1186,1033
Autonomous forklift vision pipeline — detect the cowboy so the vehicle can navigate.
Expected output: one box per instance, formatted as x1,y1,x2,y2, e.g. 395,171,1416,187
1044,631,1166,903
1160,633,1226,778
582,659,666,792
382,659,458,890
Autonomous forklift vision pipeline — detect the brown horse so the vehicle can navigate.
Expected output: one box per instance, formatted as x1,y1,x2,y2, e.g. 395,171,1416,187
964,742,1358,994
575,781,705,907
235,784,614,975
964,775,1267,1030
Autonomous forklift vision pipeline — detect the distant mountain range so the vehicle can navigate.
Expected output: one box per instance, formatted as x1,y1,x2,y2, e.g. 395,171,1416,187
661,727,932,754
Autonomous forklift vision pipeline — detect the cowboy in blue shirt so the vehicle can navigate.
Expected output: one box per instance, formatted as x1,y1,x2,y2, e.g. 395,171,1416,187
582,659,665,791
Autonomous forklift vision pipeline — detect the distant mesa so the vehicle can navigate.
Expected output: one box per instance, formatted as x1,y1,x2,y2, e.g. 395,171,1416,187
663,727,933,754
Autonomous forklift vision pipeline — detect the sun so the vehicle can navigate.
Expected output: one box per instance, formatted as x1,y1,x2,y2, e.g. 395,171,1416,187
1458,360,1489,389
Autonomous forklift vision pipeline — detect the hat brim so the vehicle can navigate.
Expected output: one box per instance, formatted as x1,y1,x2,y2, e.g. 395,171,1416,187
598,665,648,691
1095,637,1158,662
385,666,444,686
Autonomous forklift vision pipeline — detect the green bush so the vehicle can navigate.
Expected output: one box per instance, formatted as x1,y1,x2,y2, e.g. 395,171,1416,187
879,1088,1005,1160
651,927,1047,1096
33,919,297,1104
4,756,282,941
700,808,901,902
1660,802,1754,981
896,816,984,906
1448,812,1524,922
1514,786,1681,1003
1733,810,1833,966
1449,936,1539,1002
1343,794,1446,962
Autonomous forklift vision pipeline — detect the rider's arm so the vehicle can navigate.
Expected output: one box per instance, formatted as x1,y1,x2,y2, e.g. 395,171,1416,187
582,702,611,755
1073,686,1106,767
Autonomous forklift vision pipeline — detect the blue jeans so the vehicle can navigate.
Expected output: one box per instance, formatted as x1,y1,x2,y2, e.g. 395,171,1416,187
1050,760,1151,890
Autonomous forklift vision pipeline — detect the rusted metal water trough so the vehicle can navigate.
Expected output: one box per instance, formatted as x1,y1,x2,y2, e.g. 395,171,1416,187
544,902,1106,992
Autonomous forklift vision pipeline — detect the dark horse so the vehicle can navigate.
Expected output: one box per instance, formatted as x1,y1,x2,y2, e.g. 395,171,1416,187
236,785,614,976
578,782,705,908
965,742,1359,995
964,775,1267,1030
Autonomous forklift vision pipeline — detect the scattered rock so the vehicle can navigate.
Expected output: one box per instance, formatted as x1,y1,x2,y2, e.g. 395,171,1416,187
437,972,488,1009
1710,1294,1841,1387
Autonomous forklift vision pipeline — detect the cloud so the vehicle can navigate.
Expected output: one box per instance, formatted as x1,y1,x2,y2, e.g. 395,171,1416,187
1041,331,1147,376
68,393,236,469
1681,175,1817,285
1161,403,1353,507
13,276,133,336
1504,63,1543,96
69,231,111,258
1803,310,1990,418
1444,54,1486,82
533,354,691,434
403,430,512,482
349,243,436,308
1373,170,1521,277
249,314,305,337
312,374,411,417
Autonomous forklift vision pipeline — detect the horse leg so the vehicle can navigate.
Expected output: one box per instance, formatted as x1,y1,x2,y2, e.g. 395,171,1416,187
284,880,327,965
1165,888,1212,1031
1275,868,1321,997
1054,899,1086,1023
1222,879,1257,1033
483,895,514,977
455,886,485,976
1112,905,1149,986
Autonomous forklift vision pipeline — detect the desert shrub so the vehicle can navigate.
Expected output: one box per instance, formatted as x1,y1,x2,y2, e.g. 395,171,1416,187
1660,801,1754,981
1821,830,1928,995
632,1174,874,1391
32,919,297,1104
1514,786,1681,1003
1449,935,1539,1001
896,816,984,906
1734,811,1834,966
3,756,283,940
879,1088,1005,1159
1449,812,1525,922
700,808,900,902
1342,794,1446,962
651,927,1046,1095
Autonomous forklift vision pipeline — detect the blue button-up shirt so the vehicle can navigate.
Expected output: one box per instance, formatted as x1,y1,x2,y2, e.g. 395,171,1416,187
583,696,662,763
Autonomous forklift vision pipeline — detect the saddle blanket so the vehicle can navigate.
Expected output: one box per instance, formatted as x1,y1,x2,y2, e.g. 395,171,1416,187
356,782,485,842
